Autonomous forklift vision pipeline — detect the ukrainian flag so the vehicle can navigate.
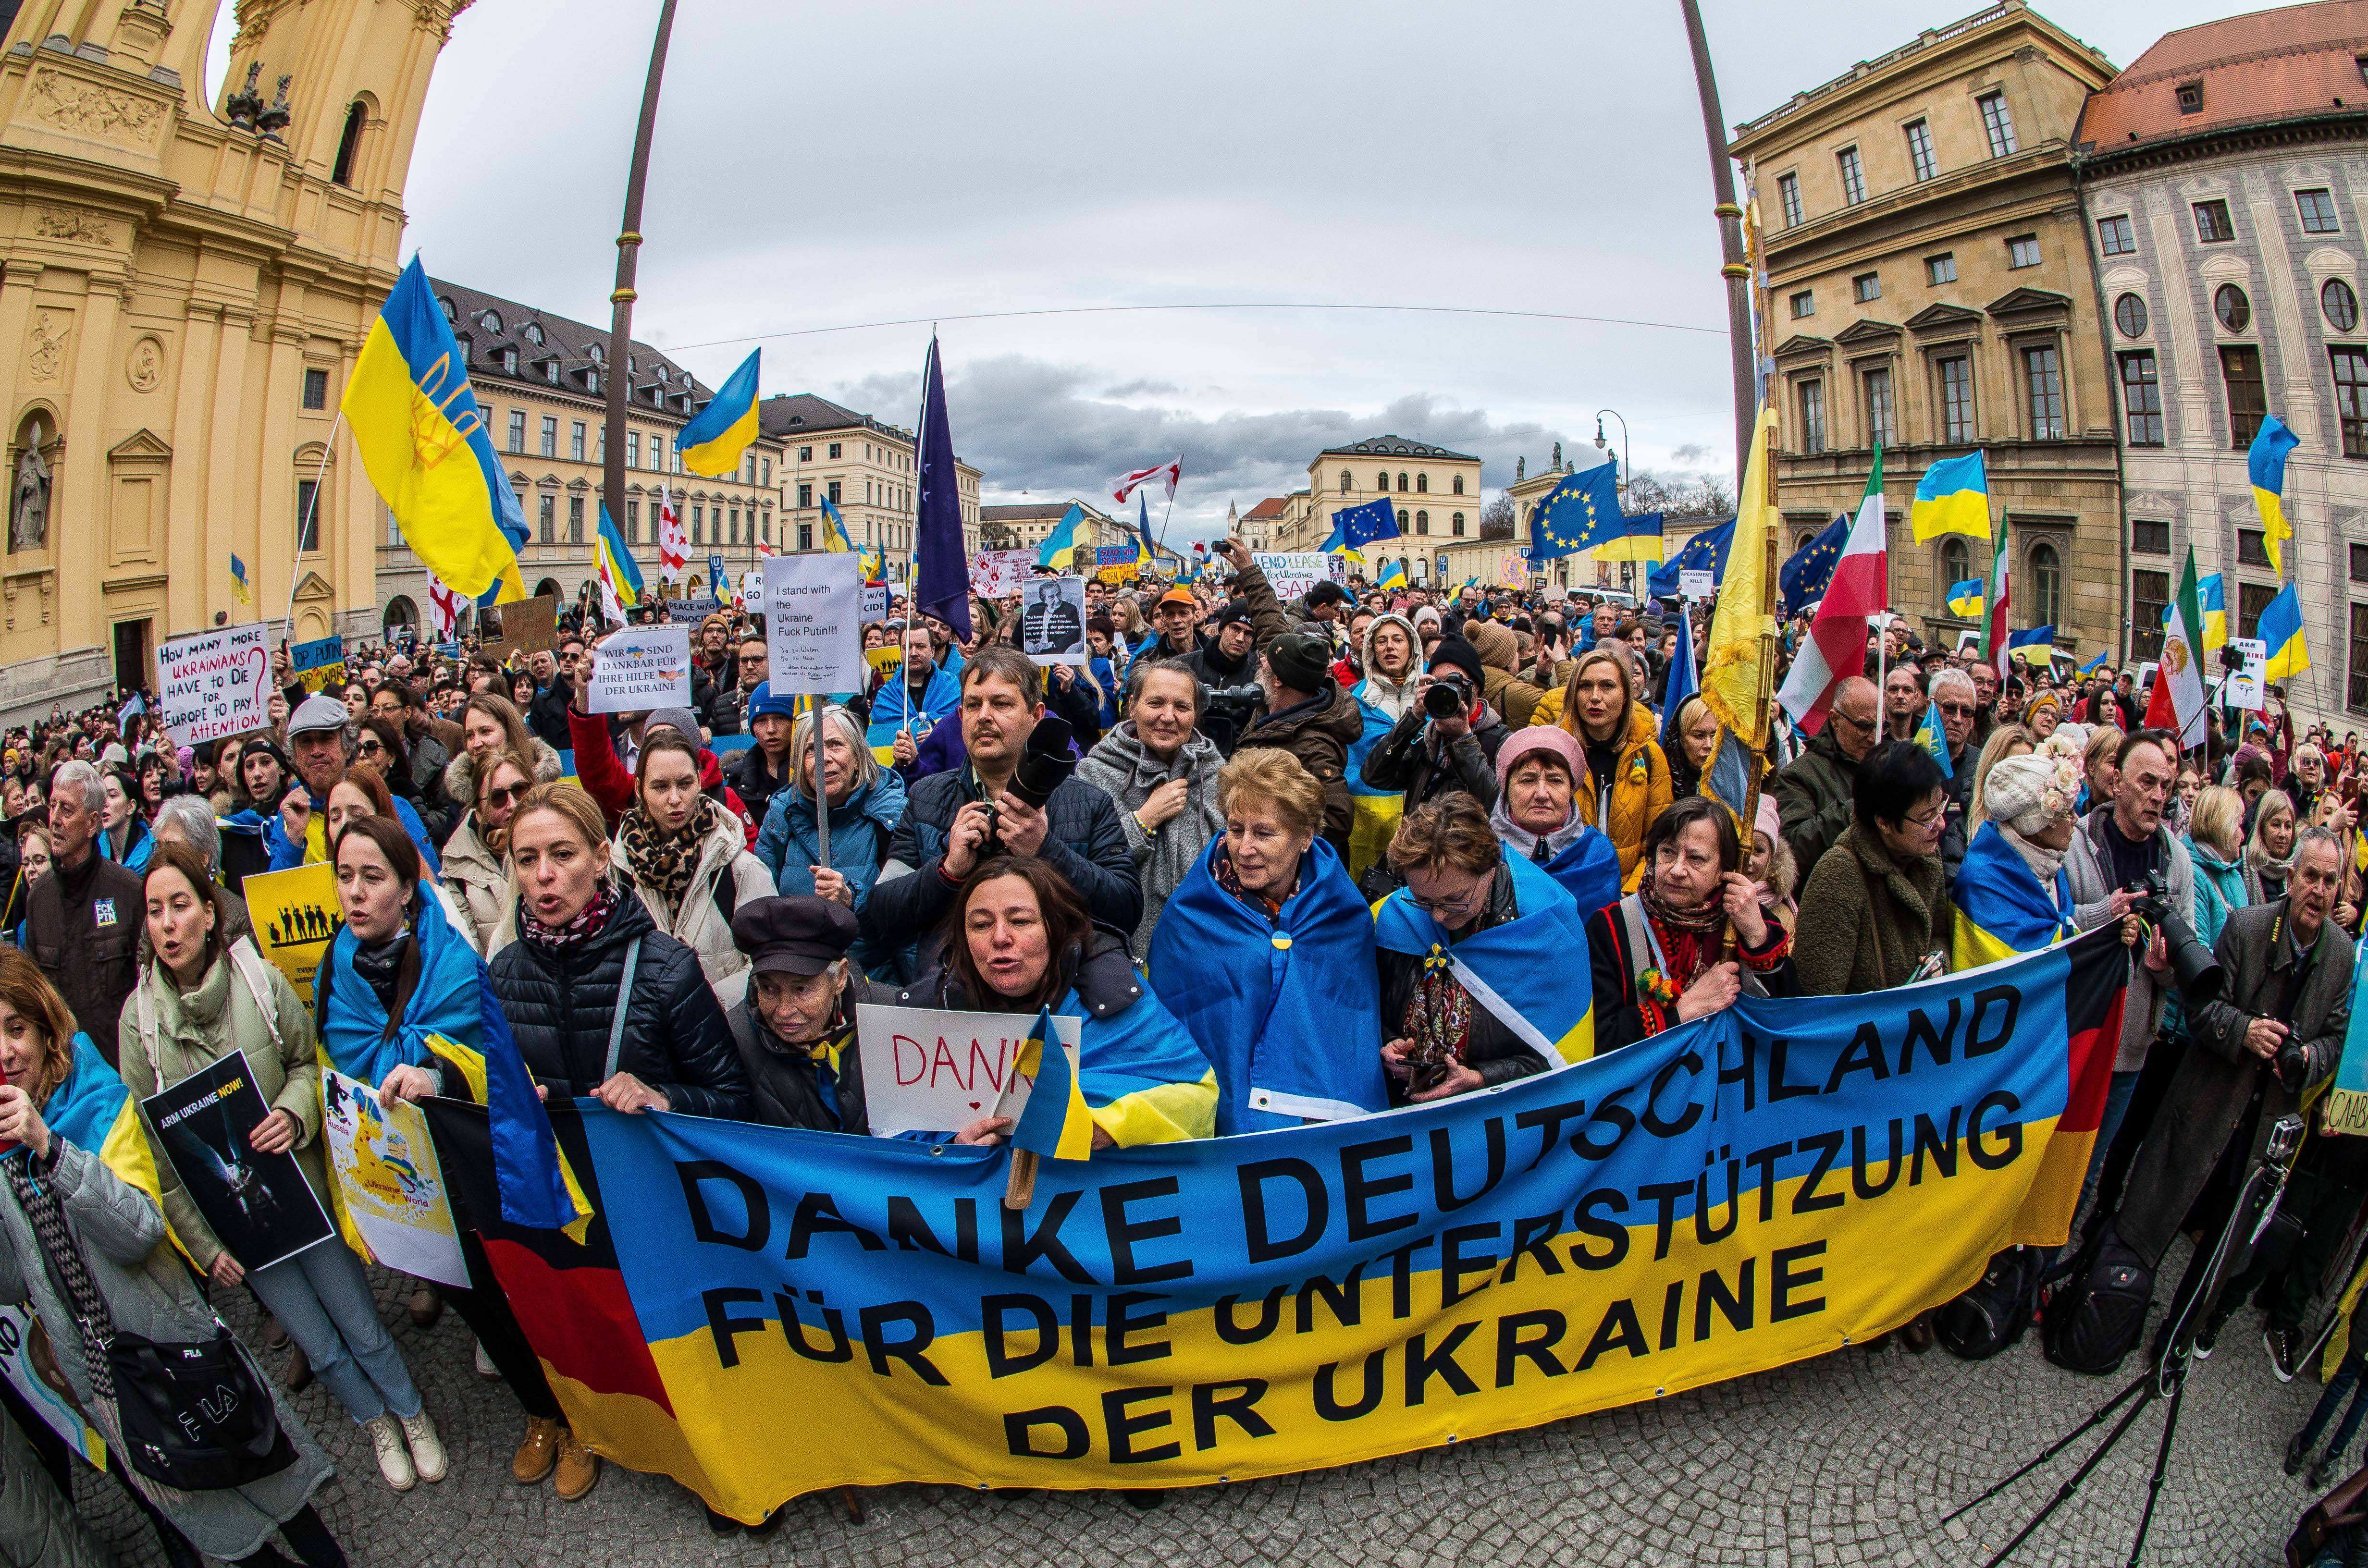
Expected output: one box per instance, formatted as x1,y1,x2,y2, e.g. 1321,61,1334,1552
2079,651,2109,675
2262,581,2311,680
1953,820,2076,972
677,348,761,479
820,495,855,553
230,553,252,605
343,257,527,602
1946,577,1986,618
594,505,644,611
1373,853,1593,1064
1011,1008,1095,1162
1911,450,1992,543
1375,558,1406,590
1595,511,1666,564
1037,502,1084,569
2165,574,2228,654
2250,414,2300,576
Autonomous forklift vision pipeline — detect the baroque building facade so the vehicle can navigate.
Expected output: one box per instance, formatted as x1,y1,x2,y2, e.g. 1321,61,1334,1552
764,392,980,582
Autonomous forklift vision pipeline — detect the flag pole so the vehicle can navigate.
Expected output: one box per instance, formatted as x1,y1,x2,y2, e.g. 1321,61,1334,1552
601,0,680,584
1678,0,1757,492
287,410,344,644
812,699,832,873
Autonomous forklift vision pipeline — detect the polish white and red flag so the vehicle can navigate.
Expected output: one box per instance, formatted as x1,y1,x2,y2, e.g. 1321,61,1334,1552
1111,458,1182,506
1776,455,1888,735
657,481,688,584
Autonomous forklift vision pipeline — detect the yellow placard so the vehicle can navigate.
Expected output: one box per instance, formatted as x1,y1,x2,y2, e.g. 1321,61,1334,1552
242,861,343,1006
865,646,903,675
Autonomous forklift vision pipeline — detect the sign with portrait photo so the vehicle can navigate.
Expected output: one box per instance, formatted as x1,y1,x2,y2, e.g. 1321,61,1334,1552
1018,575,1087,665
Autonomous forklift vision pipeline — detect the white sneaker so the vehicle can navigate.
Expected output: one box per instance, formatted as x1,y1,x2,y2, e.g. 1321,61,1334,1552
367,1413,416,1491
401,1409,449,1483
474,1338,498,1380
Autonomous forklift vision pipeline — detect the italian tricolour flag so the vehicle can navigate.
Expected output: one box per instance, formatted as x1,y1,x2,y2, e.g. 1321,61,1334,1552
2144,547,2208,748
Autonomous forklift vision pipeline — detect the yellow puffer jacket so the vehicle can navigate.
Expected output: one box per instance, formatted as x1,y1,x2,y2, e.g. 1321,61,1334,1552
1556,700,1673,890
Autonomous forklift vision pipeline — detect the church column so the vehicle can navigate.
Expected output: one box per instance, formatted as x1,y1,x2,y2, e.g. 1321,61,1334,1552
57,272,124,654
169,303,223,630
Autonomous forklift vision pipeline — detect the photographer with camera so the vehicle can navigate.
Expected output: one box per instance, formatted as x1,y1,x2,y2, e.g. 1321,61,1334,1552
1358,635,1507,813
1234,631,1363,858
2115,827,2351,1360
860,647,1141,982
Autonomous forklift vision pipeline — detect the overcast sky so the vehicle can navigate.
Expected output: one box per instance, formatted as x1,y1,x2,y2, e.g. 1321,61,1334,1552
217,0,2234,541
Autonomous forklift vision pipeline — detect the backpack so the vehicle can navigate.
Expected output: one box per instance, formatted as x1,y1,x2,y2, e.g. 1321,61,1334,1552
1936,1244,2047,1361
2041,1225,2156,1375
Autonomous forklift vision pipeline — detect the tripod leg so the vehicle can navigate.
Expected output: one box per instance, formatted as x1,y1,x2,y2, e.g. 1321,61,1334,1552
1978,1388,2159,1568
1941,1371,2151,1526
2125,1378,2186,1568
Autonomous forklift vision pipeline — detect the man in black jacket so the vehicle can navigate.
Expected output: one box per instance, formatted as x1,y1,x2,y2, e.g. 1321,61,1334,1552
1361,633,1507,812
22,760,144,1061
525,639,579,753
862,646,1140,978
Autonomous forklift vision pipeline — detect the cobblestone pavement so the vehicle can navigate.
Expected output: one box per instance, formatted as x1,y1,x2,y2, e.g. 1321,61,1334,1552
71,1249,2325,1568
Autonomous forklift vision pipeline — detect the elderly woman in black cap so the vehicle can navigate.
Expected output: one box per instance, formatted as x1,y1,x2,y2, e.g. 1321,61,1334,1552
723,895,895,1133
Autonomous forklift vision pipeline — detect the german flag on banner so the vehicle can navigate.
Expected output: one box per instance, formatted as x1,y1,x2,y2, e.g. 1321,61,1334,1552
2004,923,2128,1246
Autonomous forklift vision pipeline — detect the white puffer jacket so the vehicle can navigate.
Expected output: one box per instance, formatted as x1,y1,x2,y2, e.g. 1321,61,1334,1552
615,809,776,1011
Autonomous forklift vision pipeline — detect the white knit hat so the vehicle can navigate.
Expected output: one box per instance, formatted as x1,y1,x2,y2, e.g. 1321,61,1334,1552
1984,750,2078,835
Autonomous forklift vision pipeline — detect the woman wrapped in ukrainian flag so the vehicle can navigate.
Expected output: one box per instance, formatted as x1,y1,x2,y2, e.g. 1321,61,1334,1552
1953,739,2084,971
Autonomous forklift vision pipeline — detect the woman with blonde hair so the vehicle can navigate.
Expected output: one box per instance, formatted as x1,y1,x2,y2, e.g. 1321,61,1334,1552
2246,787,2300,905
1965,722,2035,832
1537,647,1671,890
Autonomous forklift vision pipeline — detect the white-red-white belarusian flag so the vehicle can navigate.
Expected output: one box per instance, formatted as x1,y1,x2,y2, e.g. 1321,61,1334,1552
657,481,688,583
2145,546,2208,747
1111,457,1182,506
1777,449,1888,735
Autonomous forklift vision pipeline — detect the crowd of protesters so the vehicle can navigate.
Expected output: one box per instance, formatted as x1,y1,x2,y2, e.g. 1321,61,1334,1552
5,539,2368,1561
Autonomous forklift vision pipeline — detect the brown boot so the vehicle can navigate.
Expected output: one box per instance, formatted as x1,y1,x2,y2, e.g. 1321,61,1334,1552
1903,1310,1937,1354
279,1343,312,1392
553,1425,599,1501
512,1416,560,1485
407,1282,444,1330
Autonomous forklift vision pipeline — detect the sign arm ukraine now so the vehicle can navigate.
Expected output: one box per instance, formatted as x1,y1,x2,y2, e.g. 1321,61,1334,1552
433,931,2123,1522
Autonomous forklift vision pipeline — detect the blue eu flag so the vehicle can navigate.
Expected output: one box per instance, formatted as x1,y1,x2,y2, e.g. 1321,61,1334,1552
1778,512,1850,619
1526,462,1624,560
1643,517,1736,599
1322,496,1400,554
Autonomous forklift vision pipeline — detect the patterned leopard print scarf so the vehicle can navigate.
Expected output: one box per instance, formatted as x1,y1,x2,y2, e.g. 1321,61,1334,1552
620,793,719,919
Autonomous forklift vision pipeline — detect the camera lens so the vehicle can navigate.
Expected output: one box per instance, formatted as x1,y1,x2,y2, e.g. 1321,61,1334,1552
1424,682,1463,719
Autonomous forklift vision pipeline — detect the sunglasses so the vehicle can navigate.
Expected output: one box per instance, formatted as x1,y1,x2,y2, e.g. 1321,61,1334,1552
484,782,530,809
357,739,385,757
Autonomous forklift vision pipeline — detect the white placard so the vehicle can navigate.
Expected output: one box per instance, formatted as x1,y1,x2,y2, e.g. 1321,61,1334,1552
321,1070,469,1287
970,550,1035,600
854,1004,1083,1137
1252,551,1346,603
583,625,694,714
764,552,867,695
2222,635,2267,710
1019,576,1088,665
1679,569,1715,600
156,622,272,746
0,1304,103,1465
741,569,764,609
861,584,889,621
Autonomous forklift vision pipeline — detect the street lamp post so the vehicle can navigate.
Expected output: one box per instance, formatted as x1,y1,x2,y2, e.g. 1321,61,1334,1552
600,0,681,620
1593,409,1632,500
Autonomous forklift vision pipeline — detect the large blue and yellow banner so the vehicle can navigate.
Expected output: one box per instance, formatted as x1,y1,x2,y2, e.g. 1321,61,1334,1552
434,931,2124,1522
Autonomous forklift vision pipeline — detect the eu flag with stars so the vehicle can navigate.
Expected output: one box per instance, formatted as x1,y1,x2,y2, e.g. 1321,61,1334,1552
1322,496,1400,555
1526,461,1623,561
1779,513,1849,619
1644,517,1736,599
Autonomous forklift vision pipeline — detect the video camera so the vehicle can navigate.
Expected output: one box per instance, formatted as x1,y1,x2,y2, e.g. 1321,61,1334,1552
2124,869,2223,1004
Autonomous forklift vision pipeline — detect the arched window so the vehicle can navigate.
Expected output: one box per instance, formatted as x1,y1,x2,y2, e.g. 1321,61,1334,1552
1940,538,1970,596
1452,513,1466,537
588,343,605,366
382,596,418,635
1396,472,1409,492
1416,473,1428,493
1339,469,1351,494
1452,475,1465,495
331,101,365,187
1795,530,1815,552
1377,471,1389,490
1415,510,1429,535
2030,542,2062,628
479,310,502,334
522,322,544,347
437,296,456,322
2327,279,2360,332
1397,510,1409,531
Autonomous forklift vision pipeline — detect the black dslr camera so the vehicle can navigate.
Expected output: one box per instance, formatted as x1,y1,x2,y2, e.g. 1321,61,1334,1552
1424,670,1475,720
979,713,1078,851
2124,869,2224,1004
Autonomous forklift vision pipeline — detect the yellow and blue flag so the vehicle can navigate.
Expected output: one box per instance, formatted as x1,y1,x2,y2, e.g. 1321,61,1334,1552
343,257,527,602
1911,450,1991,543
46,1032,165,1224
1914,707,1954,779
820,495,854,553
1373,854,1593,1064
1527,462,1662,563
677,348,760,479
2262,581,2310,680
595,505,644,612
1037,502,1084,569
1322,496,1398,561
2251,414,2300,576
230,553,252,605
1011,1007,1096,1162
1375,558,1406,590
1946,578,1986,618
1953,819,2077,972
2079,650,2109,675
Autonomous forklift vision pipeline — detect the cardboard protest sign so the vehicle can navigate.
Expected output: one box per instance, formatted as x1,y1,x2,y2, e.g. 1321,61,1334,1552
1018,576,1088,665
0,1306,103,1466
290,635,346,694
242,862,343,1007
861,584,889,621
864,646,903,676
321,1069,469,1286
1252,552,1346,603
764,552,866,695
156,624,271,746
852,1003,1082,1137
970,550,1033,600
584,626,694,714
665,597,719,625
140,1053,334,1272
479,595,557,662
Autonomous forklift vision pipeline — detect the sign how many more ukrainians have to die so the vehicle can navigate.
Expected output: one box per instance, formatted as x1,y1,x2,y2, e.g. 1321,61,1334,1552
764,551,867,695
584,625,694,714
853,1004,1084,1138
156,622,272,746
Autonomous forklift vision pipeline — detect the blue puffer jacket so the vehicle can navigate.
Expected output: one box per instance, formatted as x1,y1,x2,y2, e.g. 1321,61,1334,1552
2168,834,2250,1042
755,769,909,910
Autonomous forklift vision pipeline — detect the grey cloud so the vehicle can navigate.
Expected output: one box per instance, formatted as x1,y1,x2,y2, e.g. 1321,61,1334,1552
1101,379,1181,398
1670,442,1713,464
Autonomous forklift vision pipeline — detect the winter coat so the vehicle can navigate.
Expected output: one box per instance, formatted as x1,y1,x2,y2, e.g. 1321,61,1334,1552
440,739,564,824
526,673,575,753
114,943,325,1272
2117,899,2354,1268
728,742,797,831
0,1409,111,1568
1562,702,1674,892
615,809,777,1012
1359,701,1509,812
440,810,511,955
1464,620,1546,729
0,1132,331,1559
1355,614,1421,724
1794,823,1955,996
754,771,909,966
567,706,755,847
23,849,145,1061
1235,680,1365,858
1176,561,1292,694
1077,723,1225,959
861,767,1143,980
723,976,898,1133
2066,806,2196,1072
486,888,752,1120
2187,837,2249,952
1769,729,1863,886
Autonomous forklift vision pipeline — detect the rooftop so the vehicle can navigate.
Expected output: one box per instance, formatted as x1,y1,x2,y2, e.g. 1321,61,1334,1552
431,277,710,417
1317,434,1481,462
1241,497,1290,521
758,392,912,444
980,502,1101,522
2075,0,2368,153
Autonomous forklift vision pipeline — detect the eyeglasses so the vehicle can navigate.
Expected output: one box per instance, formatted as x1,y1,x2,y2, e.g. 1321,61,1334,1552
738,653,766,666
1406,881,1487,916
1904,802,1947,830
1833,710,1877,733
1936,702,1975,718
483,782,530,809
356,740,384,757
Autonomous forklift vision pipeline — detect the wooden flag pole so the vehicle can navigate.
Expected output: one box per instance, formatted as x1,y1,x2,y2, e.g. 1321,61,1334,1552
1004,1149,1038,1211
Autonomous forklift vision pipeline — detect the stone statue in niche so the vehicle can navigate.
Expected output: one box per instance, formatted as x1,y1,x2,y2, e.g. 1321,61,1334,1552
10,423,49,553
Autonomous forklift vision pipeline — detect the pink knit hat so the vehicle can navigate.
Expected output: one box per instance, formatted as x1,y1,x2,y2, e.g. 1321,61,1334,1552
1495,724,1586,790
1755,791,1782,847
